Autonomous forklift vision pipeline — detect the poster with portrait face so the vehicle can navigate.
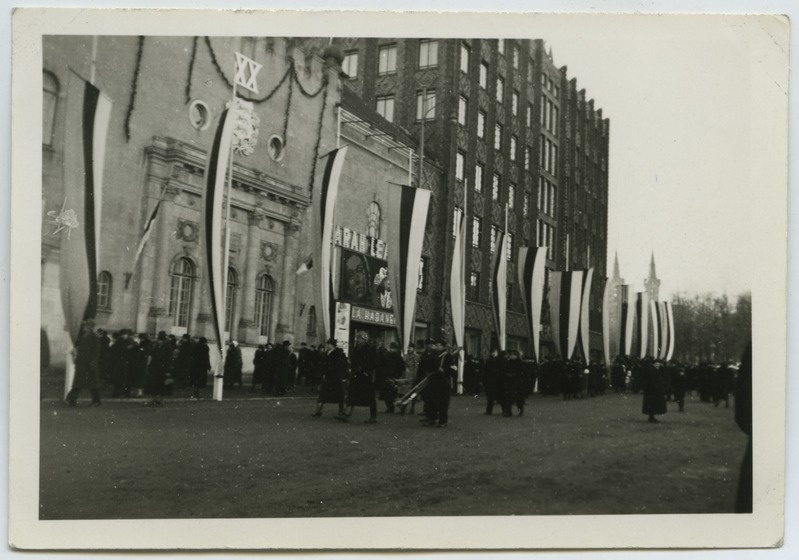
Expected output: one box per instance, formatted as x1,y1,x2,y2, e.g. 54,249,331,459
339,248,392,311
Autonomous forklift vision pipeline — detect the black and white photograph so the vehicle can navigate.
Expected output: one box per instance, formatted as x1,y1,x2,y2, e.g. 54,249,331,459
6,6,791,552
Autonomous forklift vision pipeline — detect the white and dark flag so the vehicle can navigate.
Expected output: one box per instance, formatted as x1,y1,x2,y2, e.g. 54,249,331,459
548,270,584,360
579,268,594,363
449,201,467,391
602,277,612,366
650,299,661,358
312,147,348,341
517,246,547,362
665,301,676,361
635,292,649,359
126,189,165,289
621,285,635,356
387,185,431,353
490,209,509,351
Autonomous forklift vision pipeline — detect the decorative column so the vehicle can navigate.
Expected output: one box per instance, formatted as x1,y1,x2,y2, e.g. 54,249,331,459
143,184,178,334
238,209,266,343
274,218,301,342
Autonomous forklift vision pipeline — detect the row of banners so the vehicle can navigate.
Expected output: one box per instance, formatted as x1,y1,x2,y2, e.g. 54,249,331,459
57,53,674,402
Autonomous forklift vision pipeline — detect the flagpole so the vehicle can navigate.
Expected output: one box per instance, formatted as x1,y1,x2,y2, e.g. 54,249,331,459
456,189,467,395
215,63,239,402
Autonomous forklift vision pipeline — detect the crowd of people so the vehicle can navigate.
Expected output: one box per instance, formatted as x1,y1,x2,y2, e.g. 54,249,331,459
63,320,746,428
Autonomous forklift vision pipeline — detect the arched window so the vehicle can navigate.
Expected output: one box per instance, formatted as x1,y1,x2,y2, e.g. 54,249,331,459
306,305,317,336
97,271,112,309
225,267,238,334
366,201,381,238
169,258,195,328
254,274,274,338
43,71,59,146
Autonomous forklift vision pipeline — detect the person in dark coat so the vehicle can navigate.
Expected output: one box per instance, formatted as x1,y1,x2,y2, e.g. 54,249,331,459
342,334,378,423
714,364,735,408
126,334,149,398
223,341,243,389
97,328,110,386
378,342,405,413
483,349,501,414
252,344,267,392
108,330,131,398
422,340,453,427
189,337,211,397
311,338,349,418
672,365,688,412
66,320,102,406
173,334,193,389
641,360,667,422
297,342,314,386
734,341,752,513
145,331,172,405
501,350,526,417
273,341,296,396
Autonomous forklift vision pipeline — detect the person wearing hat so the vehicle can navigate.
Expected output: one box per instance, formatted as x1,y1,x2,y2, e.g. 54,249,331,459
144,331,172,406
109,329,131,398
421,340,452,427
311,338,348,418
341,332,379,423
189,336,211,398
224,340,243,390
66,319,102,406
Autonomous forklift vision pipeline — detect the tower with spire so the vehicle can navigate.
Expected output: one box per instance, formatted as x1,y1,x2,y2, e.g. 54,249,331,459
644,252,661,303
606,252,625,361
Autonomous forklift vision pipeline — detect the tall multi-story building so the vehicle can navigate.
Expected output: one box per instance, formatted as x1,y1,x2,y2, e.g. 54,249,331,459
330,37,610,358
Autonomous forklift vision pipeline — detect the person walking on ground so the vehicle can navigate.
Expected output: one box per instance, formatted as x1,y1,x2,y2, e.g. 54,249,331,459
672,366,688,412
109,330,131,398
483,349,501,414
252,344,267,393
501,350,526,417
189,337,211,398
261,343,276,395
223,341,243,390
311,338,349,419
66,319,102,406
422,340,453,427
642,360,667,423
341,333,379,423
145,331,172,406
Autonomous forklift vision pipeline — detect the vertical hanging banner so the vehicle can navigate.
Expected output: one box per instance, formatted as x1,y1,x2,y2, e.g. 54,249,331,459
621,285,635,356
490,211,509,351
448,199,467,392
201,107,236,361
658,301,669,360
579,268,594,363
386,185,431,353
548,271,563,358
602,277,612,367
517,246,547,362
59,72,112,398
548,271,583,360
312,147,348,341
635,292,649,359
665,301,676,361
649,299,660,358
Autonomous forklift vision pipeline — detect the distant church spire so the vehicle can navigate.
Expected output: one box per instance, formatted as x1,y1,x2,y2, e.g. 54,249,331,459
644,252,661,301
612,251,621,280
648,251,657,281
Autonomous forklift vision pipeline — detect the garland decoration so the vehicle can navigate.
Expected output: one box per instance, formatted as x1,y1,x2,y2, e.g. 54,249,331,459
124,36,145,142
185,36,198,105
282,71,293,146
307,74,329,196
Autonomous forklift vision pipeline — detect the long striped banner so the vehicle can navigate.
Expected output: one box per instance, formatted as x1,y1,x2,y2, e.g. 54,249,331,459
548,270,583,360
490,208,509,351
449,198,466,392
658,301,669,360
579,267,594,363
387,185,431,354
126,189,165,289
649,299,660,358
202,106,236,364
60,71,112,397
517,246,547,362
621,285,635,356
665,301,675,361
635,292,649,359
602,277,611,366
313,147,348,341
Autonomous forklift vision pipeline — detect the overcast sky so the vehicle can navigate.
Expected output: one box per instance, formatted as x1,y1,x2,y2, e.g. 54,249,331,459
517,15,787,300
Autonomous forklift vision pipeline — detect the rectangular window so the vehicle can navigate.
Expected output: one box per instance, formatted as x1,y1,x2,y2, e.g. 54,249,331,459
418,39,438,69
469,271,480,301
541,74,548,88
523,191,530,218
512,45,519,68
474,163,484,193
548,225,555,260
453,207,463,238
497,39,505,54
479,62,489,88
477,110,486,138
508,183,515,209
492,173,501,201
378,44,397,75
507,283,514,307
527,102,533,128
543,179,549,215
458,95,468,126
490,225,498,254
418,257,427,292
511,91,519,116
551,143,558,176
538,176,545,210
494,123,503,151
539,135,546,168
416,89,436,121
375,95,395,122
306,306,317,336
528,60,535,84
456,151,466,181
342,51,358,78
552,105,559,134
472,216,482,248
460,42,470,73
510,135,517,161
496,76,504,104
506,233,513,261
524,146,531,171
550,184,557,216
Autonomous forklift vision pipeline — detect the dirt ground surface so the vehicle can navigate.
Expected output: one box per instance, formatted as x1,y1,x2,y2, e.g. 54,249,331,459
39,391,747,519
